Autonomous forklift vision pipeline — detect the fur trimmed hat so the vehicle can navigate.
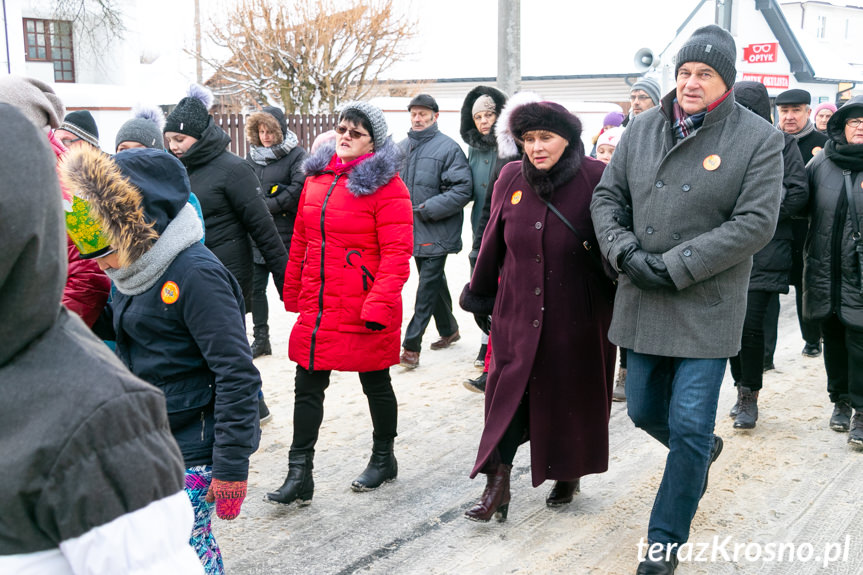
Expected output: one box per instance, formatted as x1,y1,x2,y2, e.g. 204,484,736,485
460,85,508,151
496,91,543,158
164,84,213,139
60,146,158,265
0,75,65,131
59,110,100,148
246,110,285,147
116,105,166,150
508,100,582,146
675,24,737,90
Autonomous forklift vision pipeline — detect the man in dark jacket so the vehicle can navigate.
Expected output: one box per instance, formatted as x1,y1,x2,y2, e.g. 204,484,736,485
729,81,809,429
764,88,829,364
245,106,308,360
0,104,202,573
591,26,784,574
398,94,472,369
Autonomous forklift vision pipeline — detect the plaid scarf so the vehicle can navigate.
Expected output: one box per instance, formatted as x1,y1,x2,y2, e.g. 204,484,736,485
672,99,706,141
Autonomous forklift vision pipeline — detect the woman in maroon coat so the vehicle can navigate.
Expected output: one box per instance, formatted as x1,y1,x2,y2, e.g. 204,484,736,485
265,102,413,506
460,96,616,522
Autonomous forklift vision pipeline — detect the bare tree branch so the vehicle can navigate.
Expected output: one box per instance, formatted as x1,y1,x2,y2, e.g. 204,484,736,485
201,0,415,113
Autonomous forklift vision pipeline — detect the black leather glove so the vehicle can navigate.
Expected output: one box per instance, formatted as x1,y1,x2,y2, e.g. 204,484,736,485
619,245,675,291
366,321,385,331
473,313,491,335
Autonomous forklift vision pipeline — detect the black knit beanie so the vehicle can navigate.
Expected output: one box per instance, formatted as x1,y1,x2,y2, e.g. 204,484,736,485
59,110,99,147
675,24,737,90
164,84,213,139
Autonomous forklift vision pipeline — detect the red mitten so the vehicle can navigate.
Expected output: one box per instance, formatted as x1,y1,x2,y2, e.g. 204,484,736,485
205,479,247,520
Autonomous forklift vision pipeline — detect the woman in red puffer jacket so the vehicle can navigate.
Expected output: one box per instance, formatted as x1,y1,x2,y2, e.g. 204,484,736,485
266,102,413,507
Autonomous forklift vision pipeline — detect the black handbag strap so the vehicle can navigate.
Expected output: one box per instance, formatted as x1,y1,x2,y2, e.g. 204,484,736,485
541,198,594,253
842,170,863,294
540,198,614,286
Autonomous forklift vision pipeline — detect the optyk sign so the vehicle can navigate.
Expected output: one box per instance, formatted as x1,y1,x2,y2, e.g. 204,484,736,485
743,43,778,64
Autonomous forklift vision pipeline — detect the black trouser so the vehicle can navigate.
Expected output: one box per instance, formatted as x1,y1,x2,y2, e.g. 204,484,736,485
251,262,269,340
619,348,628,370
730,290,772,391
763,285,821,362
821,314,863,410
497,393,529,466
290,365,397,452
402,255,458,352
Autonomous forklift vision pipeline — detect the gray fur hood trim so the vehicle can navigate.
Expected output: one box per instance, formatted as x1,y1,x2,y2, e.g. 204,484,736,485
302,136,404,197
496,91,543,159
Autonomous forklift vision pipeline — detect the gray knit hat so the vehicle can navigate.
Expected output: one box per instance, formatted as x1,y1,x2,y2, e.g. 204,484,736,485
631,77,662,106
116,105,166,150
675,24,737,90
59,110,100,148
0,75,65,131
339,101,388,150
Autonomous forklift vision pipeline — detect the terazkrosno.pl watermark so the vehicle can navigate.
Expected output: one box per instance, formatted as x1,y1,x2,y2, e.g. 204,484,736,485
638,536,853,568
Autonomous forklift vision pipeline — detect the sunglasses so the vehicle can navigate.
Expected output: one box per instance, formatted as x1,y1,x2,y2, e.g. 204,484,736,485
335,125,370,140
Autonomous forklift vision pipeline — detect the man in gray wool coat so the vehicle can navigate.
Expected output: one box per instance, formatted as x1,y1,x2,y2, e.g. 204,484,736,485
590,25,784,575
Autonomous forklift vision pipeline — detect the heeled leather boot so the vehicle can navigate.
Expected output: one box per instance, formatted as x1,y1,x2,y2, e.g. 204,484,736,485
351,439,397,492
264,450,314,506
545,479,580,507
464,464,512,522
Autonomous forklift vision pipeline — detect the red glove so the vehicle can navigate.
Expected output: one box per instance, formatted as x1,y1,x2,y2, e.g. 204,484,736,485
205,479,247,520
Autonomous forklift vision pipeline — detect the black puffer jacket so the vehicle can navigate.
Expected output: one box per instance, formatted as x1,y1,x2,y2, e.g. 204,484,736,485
734,81,808,293
803,96,863,327
398,123,472,256
173,118,288,302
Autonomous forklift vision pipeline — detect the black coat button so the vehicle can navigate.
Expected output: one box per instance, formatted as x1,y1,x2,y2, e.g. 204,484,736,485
535,222,542,229
682,184,691,192
655,181,664,188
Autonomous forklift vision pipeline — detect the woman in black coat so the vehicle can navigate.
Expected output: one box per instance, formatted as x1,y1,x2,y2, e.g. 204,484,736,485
804,95,863,447
244,106,307,357
164,85,288,310
728,81,808,429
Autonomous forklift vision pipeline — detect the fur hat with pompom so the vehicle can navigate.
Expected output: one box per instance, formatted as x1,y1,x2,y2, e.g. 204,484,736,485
164,84,213,139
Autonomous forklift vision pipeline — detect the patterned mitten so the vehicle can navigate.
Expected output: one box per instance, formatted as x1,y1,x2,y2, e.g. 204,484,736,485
205,479,247,520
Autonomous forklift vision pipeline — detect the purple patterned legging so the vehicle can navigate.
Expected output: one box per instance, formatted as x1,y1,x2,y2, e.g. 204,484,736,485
185,465,224,575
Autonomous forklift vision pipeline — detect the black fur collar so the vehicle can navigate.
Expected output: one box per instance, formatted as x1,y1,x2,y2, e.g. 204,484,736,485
520,145,583,200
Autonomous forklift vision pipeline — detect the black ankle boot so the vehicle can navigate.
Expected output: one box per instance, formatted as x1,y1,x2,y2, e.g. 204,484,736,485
351,439,397,492
251,338,272,358
265,450,314,506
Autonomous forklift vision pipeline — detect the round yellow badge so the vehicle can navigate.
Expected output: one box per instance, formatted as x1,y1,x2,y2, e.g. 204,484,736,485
161,281,180,304
703,155,721,171
511,190,523,205
812,147,823,156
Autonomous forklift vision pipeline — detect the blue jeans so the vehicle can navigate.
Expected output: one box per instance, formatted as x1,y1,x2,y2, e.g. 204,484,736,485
626,351,726,545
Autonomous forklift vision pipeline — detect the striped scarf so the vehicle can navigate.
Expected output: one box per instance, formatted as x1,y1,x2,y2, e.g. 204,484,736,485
672,99,706,141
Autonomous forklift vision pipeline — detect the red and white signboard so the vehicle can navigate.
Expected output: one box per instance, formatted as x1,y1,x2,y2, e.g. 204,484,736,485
743,43,779,63
741,73,790,89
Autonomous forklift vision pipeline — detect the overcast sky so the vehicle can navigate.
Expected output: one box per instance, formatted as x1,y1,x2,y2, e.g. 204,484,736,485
385,0,709,80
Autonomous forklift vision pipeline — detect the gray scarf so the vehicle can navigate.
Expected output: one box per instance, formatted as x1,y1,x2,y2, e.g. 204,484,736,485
106,204,203,295
249,129,300,165
791,119,816,141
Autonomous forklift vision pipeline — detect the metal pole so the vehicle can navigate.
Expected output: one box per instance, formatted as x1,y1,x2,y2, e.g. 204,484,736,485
195,0,202,83
497,0,520,96
3,0,11,74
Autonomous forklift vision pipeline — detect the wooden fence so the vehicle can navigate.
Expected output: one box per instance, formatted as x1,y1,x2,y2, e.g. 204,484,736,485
213,112,339,157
